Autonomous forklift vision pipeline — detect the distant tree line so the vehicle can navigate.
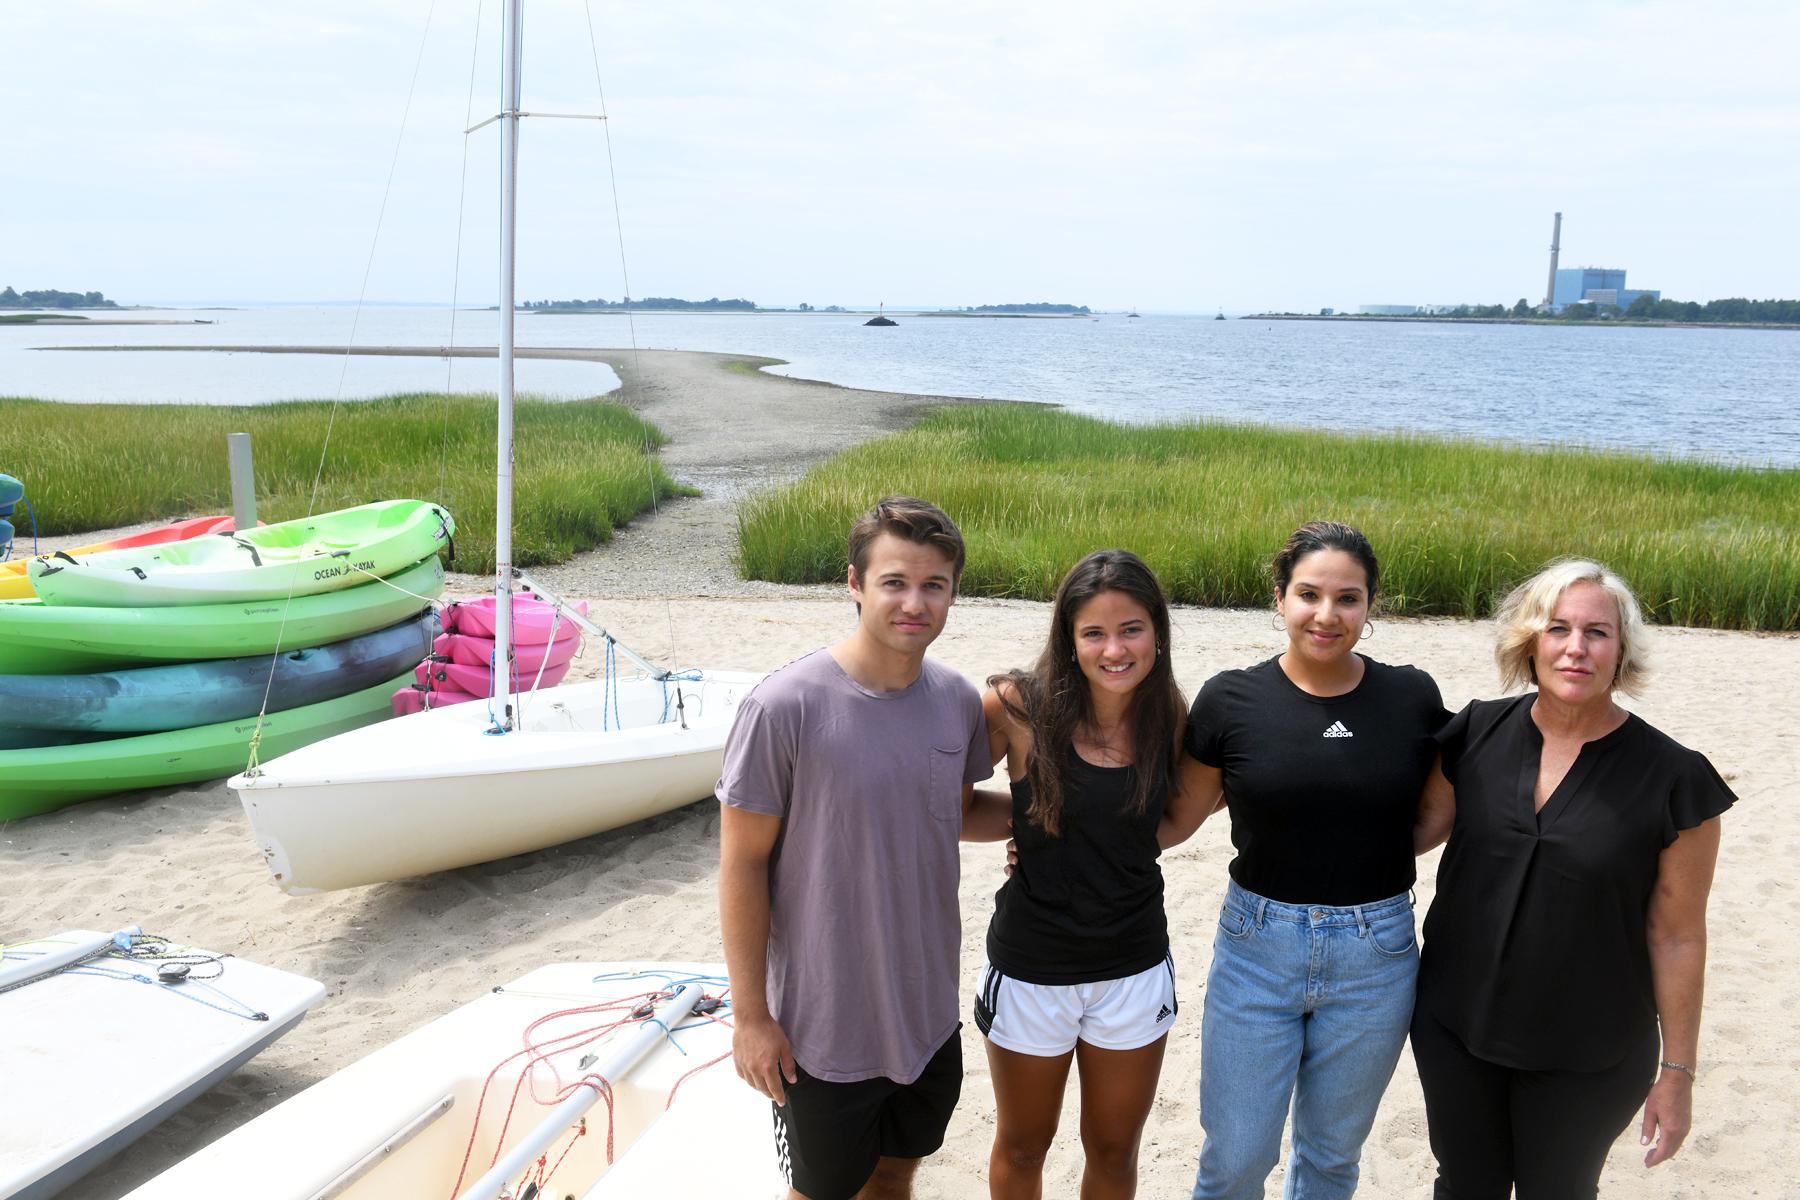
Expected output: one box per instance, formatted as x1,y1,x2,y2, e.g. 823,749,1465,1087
1336,297,1800,325
1,287,118,309
951,302,1092,314
523,296,758,311
1618,295,1800,324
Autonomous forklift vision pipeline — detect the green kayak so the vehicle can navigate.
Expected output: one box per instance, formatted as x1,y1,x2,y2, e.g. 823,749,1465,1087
0,555,444,676
27,498,453,607
0,671,412,820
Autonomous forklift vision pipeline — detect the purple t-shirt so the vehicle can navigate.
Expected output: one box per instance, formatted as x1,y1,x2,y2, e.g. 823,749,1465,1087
717,647,989,1084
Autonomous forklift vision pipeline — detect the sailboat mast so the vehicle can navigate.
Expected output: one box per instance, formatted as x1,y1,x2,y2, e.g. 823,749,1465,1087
494,0,523,722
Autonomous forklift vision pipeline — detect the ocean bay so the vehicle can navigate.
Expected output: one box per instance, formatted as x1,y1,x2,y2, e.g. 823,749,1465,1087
4,306,1797,467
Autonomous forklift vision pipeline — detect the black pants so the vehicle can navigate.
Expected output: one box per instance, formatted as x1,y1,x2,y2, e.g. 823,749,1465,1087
1410,1007,1658,1200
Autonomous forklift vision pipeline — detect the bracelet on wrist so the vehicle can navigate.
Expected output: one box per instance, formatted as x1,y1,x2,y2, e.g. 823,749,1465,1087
1659,1059,1696,1080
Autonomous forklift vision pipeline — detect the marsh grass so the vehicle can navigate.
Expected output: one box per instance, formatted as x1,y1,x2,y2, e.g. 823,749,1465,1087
739,406,1800,630
2,392,691,574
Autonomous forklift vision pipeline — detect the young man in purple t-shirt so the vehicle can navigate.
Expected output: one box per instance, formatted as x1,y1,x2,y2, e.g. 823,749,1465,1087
718,495,1002,1200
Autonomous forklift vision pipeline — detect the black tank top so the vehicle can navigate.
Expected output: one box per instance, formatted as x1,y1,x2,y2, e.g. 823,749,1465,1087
984,753,1169,985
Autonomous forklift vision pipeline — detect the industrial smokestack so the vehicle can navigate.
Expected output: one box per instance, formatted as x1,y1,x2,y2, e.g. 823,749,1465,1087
1543,212,1563,310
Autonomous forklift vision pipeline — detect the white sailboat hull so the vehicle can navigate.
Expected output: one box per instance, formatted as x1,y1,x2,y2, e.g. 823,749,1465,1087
124,962,784,1200
0,931,324,1200
231,671,762,894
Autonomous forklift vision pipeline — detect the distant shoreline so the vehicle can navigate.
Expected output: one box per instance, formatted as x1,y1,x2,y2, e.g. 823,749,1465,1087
916,312,1092,320
1,313,214,326
1252,313,1800,332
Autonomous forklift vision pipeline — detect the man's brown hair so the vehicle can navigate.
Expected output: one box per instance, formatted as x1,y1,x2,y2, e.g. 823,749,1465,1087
847,495,967,590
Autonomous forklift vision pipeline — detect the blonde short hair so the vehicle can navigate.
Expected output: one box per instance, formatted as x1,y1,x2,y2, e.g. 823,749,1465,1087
1493,559,1649,696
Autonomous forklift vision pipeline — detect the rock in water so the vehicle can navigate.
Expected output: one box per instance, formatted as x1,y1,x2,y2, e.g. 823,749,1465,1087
864,315,897,326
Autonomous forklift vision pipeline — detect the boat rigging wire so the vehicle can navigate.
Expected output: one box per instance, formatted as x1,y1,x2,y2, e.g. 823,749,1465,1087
583,0,687,681
243,0,443,778
441,0,488,505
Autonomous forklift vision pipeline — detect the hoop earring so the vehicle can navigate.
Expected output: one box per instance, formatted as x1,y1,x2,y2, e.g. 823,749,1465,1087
1360,621,1375,640
1271,613,1284,631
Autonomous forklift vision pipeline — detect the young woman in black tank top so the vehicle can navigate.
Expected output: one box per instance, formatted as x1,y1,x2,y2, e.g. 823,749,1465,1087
975,550,1216,1199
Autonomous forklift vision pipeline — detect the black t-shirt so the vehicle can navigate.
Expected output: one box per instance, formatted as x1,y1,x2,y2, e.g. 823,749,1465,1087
986,754,1168,985
1418,695,1735,1072
1186,655,1445,906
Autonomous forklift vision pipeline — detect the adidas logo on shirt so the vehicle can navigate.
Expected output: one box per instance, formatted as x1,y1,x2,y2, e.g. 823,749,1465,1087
1322,721,1354,738
1156,1004,1173,1022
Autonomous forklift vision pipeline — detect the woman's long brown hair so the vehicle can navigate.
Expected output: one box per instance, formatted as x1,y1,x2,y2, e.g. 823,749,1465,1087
990,549,1186,836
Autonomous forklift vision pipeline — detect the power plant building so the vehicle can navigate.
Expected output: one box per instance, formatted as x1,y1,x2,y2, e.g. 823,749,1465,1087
1552,267,1660,313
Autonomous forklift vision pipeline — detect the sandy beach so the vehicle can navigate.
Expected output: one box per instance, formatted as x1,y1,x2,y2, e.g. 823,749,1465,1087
4,350,1794,1197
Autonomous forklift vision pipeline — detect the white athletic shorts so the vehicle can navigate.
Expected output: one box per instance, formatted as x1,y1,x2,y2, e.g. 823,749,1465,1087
973,954,1178,1056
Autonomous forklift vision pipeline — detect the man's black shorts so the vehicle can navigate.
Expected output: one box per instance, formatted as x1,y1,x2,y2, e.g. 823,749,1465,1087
771,1029,963,1200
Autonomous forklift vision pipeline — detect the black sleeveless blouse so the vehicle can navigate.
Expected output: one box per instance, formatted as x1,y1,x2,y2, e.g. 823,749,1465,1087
1419,695,1735,1071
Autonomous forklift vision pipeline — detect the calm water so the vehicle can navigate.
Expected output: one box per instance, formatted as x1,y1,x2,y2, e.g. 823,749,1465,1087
4,307,1797,466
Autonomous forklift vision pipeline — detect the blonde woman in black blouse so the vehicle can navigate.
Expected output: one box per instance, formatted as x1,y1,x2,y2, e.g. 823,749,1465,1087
1413,559,1732,1197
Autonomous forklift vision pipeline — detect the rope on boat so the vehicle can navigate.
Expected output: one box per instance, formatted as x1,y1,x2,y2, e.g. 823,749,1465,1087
445,975,737,1199
1,931,266,1020
600,639,622,730
508,601,565,725
336,556,448,605
660,670,703,723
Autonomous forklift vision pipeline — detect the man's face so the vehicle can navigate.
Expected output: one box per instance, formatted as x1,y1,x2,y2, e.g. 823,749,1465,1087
848,532,958,657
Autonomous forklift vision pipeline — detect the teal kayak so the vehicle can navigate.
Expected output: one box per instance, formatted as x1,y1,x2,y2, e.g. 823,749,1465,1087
0,555,444,676
28,498,453,608
0,473,19,554
0,611,437,735
0,671,413,819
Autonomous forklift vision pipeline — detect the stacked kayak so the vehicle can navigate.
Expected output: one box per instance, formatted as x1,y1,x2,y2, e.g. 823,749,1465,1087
0,612,437,739
0,500,453,815
0,514,238,601
26,498,452,607
0,472,21,560
393,593,585,714
0,556,445,675
0,675,416,820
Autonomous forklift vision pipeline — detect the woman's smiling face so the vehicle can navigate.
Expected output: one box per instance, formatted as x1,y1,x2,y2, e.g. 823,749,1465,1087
1071,589,1157,700
1277,548,1370,666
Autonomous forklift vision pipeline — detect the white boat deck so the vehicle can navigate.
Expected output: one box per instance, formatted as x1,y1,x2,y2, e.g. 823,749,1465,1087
0,930,324,1200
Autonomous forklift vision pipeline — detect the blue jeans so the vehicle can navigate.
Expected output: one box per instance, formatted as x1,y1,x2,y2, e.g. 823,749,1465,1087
1192,880,1418,1200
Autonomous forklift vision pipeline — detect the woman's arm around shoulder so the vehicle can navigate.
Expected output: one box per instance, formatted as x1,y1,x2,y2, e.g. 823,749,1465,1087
1639,813,1723,1168
982,680,1029,776
1414,756,1455,854
1159,750,1224,850
962,682,1025,843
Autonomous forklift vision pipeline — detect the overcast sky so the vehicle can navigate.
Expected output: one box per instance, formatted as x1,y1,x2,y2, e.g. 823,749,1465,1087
5,1,1796,312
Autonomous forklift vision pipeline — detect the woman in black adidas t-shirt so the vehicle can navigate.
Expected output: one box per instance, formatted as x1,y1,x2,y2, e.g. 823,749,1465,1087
1177,521,1446,1200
